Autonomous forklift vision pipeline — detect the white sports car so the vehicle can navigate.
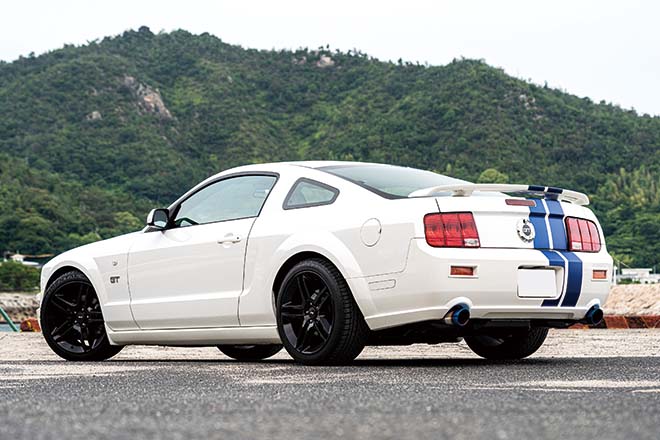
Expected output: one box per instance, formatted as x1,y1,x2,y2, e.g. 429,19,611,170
39,161,612,364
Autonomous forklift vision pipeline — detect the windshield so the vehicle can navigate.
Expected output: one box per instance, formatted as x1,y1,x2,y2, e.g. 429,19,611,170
317,163,469,198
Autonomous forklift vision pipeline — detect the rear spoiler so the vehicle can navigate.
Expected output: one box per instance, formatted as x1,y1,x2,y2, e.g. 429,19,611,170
408,184,590,206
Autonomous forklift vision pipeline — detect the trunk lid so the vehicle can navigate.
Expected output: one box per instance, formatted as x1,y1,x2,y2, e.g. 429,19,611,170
432,195,599,250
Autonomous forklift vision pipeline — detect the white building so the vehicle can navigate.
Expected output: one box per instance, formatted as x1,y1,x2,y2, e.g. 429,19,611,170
617,268,660,284
2,253,41,268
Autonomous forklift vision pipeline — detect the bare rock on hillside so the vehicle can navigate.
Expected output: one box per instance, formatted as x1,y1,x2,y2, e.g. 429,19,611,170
85,110,102,121
122,75,173,119
316,55,335,68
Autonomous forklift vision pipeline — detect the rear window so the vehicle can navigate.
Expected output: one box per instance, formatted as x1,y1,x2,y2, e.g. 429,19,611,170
317,164,468,198
284,178,339,209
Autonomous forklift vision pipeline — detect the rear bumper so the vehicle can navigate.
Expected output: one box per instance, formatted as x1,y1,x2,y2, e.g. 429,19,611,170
362,239,613,330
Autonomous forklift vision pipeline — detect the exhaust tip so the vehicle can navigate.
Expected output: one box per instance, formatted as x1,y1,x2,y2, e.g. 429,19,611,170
584,306,604,326
445,304,471,327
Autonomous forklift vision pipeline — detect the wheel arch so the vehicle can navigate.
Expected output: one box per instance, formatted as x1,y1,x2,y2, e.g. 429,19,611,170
272,251,333,299
41,259,106,313
269,247,377,321
45,265,89,290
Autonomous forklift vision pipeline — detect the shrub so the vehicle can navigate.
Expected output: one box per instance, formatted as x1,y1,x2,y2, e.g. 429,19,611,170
0,261,40,292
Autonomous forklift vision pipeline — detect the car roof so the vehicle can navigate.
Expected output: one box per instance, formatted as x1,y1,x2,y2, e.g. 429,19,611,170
206,161,418,184
169,161,380,210
284,160,380,169
227,160,402,172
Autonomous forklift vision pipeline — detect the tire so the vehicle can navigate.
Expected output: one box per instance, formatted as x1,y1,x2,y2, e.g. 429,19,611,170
217,344,283,361
465,327,549,360
276,258,369,365
41,270,123,361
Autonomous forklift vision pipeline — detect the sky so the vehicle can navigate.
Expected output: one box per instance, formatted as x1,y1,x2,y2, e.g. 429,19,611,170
1,0,658,115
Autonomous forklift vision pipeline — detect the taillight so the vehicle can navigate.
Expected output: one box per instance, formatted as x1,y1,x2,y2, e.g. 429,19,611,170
565,217,601,252
424,212,480,248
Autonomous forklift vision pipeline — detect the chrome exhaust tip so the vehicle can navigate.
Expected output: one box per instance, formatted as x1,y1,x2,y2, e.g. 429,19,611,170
583,305,604,326
444,304,471,327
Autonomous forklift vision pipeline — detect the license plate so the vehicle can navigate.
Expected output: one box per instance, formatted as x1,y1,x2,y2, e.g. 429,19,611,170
517,269,558,298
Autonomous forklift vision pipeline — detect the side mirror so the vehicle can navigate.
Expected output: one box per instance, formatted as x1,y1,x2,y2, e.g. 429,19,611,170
146,208,170,230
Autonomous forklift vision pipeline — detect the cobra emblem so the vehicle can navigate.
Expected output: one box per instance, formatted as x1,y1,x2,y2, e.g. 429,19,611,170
517,218,536,243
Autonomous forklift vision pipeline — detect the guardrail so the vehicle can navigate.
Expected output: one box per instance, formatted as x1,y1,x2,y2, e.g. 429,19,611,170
0,306,19,332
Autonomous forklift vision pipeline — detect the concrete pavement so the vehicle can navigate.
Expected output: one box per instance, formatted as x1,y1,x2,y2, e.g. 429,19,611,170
1,330,659,439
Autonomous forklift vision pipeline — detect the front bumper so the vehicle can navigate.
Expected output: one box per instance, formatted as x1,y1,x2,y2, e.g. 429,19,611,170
363,239,613,330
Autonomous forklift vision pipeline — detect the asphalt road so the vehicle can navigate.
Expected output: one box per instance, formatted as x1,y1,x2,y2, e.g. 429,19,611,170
1,331,659,440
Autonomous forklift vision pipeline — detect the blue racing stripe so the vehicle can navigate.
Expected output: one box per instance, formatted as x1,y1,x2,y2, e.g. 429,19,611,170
529,201,550,249
541,250,565,307
546,200,568,250
531,201,581,308
540,250,565,267
559,251,583,307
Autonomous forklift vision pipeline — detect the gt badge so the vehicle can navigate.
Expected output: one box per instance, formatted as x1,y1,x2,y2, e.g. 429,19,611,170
517,218,535,243
110,276,120,284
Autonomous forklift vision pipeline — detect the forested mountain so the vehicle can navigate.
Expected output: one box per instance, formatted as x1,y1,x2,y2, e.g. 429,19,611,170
0,27,658,266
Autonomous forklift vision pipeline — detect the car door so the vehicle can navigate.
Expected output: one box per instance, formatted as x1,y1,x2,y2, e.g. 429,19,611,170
127,174,278,330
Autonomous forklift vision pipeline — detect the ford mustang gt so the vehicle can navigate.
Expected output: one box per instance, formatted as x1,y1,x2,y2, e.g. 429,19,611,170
39,161,612,364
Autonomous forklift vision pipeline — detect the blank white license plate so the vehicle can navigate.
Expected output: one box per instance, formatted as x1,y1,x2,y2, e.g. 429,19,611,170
517,269,558,298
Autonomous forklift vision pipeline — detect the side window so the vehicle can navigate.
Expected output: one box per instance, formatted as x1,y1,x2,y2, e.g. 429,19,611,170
173,175,276,227
283,178,339,210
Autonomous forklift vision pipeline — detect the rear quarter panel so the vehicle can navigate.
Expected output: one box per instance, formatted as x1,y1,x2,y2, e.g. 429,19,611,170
238,168,438,326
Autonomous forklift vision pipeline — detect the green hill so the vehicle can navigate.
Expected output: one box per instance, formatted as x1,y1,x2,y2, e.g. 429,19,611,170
1,27,659,267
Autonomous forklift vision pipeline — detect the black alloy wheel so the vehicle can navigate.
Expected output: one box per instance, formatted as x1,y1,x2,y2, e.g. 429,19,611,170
276,258,369,365
217,344,283,361
279,270,334,355
464,327,549,360
41,271,123,361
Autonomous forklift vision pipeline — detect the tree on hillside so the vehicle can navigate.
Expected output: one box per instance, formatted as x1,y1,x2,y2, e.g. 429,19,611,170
477,168,510,184
1,29,660,265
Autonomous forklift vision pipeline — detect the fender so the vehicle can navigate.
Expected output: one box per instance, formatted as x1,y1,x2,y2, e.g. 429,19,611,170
41,257,98,301
40,233,141,331
40,257,111,326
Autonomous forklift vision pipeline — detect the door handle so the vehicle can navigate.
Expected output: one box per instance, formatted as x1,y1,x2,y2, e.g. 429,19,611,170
218,234,242,244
